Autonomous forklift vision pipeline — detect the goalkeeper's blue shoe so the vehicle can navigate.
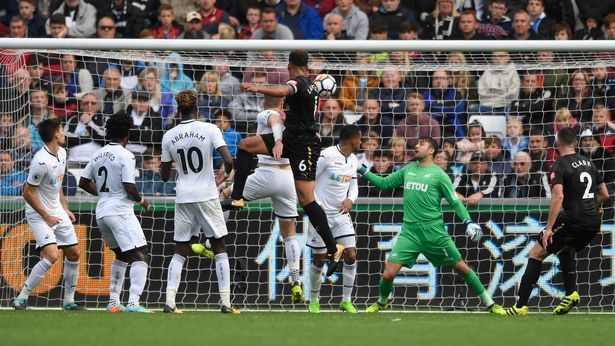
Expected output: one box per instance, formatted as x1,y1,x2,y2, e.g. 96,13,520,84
291,281,304,303
553,291,580,315
13,297,27,310
340,300,358,314
106,302,125,313
504,305,528,316
62,302,85,311
365,301,389,313
125,303,154,313
191,243,214,259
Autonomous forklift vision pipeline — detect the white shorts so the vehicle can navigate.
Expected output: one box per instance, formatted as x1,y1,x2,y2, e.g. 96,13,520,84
307,213,356,254
27,210,77,250
97,214,147,252
175,199,228,242
243,165,298,218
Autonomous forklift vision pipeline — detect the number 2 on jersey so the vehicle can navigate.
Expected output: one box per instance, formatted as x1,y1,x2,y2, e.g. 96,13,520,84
98,166,109,192
177,148,204,174
580,172,594,199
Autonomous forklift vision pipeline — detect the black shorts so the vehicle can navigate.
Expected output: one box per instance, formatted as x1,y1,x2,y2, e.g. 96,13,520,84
539,213,601,253
261,131,321,181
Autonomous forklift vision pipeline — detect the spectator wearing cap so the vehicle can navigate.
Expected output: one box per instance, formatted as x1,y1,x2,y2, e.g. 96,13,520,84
64,92,106,164
179,11,211,39
197,0,231,36
45,0,97,38
579,128,615,202
101,0,148,38
238,6,261,39
369,0,415,40
125,90,163,153
276,0,323,40
453,150,498,206
0,151,27,196
573,15,605,40
153,4,182,39
329,0,368,40
499,151,551,198
251,7,293,39
18,0,45,38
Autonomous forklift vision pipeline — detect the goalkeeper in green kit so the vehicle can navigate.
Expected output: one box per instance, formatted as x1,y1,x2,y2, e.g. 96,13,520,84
362,138,505,315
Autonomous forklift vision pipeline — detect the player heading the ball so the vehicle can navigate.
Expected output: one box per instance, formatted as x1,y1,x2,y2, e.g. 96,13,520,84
79,113,153,313
362,137,506,315
160,89,239,314
220,49,344,274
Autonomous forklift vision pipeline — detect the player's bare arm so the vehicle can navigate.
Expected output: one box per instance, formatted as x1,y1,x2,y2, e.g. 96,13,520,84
216,145,234,186
123,182,149,211
240,83,295,97
597,183,609,205
59,180,76,223
78,177,98,196
543,184,564,248
23,183,61,227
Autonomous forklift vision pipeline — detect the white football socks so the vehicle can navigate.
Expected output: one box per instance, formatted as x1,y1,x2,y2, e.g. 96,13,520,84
215,253,231,307
62,260,79,305
18,258,53,300
283,235,301,283
342,262,357,302
109,259,128,305
165,254,186,308
309,264,323,303
128,261,148,306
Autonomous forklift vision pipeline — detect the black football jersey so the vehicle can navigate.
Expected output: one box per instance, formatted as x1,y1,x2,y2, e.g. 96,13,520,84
548,153,603,217
283,75,319,134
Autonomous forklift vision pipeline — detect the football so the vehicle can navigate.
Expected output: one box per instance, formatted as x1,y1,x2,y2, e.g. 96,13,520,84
313,74,337,97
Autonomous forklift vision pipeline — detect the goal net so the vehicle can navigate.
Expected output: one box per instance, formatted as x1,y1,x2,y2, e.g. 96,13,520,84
0,40,614,312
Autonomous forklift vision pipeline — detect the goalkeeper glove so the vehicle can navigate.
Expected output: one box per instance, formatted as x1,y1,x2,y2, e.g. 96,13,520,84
357,164,368,176
464,220,482,242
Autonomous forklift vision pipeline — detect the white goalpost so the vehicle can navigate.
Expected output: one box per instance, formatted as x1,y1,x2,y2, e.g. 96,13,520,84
0,39,614,312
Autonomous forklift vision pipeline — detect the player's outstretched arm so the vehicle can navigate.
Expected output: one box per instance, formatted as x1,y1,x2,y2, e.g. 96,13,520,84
241,83,295,97
78,177,98,196
359,165,405,191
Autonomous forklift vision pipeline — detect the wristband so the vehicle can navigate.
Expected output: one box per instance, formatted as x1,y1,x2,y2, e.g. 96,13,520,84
463,219,472,226
272,122,283,141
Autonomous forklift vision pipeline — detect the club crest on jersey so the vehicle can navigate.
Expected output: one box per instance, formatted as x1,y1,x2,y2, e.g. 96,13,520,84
404,182,428,192
330,172,352,183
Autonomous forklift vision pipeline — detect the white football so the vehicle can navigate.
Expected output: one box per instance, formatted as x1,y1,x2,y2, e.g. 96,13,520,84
313,74,337,98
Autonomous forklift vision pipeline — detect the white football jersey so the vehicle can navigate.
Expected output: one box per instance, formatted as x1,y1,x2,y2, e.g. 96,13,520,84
25,146,67,215
82,143,137,218
162,119,226,203
256,109,289,165
314,145,359,215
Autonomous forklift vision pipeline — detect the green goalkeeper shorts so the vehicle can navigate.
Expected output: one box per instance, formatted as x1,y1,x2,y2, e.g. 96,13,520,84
387,221,462,268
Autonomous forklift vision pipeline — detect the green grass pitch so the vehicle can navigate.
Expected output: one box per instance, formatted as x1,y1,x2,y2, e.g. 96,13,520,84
1,310,614,346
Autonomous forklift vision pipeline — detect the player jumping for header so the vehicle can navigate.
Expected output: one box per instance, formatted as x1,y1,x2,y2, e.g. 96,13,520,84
504,127,609,316
220,49,344,274
362,137,506,315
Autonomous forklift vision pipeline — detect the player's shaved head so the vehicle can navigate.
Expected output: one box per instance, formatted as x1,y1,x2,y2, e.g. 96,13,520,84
289,49,309,67
106,112,133,142
263,94,283,109
557,127,577,148
176,89,198,118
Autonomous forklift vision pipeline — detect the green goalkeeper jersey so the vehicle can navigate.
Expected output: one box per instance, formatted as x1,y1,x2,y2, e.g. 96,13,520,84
364,162,470,226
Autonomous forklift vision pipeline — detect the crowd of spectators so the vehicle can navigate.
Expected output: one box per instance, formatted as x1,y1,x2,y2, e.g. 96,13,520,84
0,0,614,213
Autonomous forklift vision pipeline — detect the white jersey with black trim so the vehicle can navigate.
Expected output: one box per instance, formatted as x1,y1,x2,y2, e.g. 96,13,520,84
25,145,67,215
314,145,359,215
82,143,137,218
162,119,227,203
256,109,290,165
